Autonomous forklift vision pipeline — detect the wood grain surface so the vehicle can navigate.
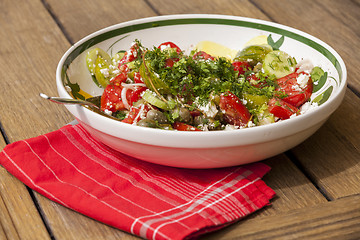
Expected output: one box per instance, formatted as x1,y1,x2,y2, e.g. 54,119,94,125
0,0,359,239
203,194,360,239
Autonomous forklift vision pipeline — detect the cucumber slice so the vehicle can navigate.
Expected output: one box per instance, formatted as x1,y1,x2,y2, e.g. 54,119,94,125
263,50,296,78
86,48,112,87
257,109,275,126
142,90,170,110
94,57,111,87
111,51,125,64
86,48,111,74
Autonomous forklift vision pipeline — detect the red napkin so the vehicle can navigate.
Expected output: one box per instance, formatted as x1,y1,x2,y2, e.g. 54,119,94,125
0,124,275,240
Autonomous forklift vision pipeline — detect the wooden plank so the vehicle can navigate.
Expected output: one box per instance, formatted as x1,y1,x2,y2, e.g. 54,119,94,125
0,170,21,240
0,0,156,239
44,0,157,43
0,135,50,240
35,194,141,240
252,0,360,92
251,0,360,200
203,194,360,239
147,0,269,20
0,0,135,239
0,0,74,142
291,89,360,199
258,156,327,217
0,166,51,240
0,138,18,240
316,0,360,37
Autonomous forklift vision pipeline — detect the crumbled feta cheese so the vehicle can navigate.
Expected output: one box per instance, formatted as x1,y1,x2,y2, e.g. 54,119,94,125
104,109,112,115
289,113,297,119
198,101,218,118
296,59,314,73
100,68,110,77
160,44,171,51
224,124,241,130
247,121,256,128
112,69,120,75
300,102,319,115
296,73,310,89
292,84,302,91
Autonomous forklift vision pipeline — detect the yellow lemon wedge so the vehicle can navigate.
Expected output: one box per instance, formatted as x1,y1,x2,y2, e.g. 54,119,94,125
195,41,238,60
243,35,268,47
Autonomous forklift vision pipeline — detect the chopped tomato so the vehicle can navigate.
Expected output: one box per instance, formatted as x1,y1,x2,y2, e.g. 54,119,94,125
219,91,251,127
192,51,215,61
246,73,262,88
110,65,129,85
158,42,181,68
110,72,127,85
101,84,133,112
173,122,202,131
276,71,313,107
268,98,299,120
158,41,182,54
118,43,140,66
101,85,124,112
130,86,147,105
164,58,178,68
122,105,149,124
232,61,251,76
133,71,143,83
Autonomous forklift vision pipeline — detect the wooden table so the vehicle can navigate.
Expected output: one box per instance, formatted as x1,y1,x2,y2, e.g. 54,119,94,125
0,0,359,239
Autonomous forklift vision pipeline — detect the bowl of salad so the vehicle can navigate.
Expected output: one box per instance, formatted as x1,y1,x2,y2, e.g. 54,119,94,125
56,14,347,168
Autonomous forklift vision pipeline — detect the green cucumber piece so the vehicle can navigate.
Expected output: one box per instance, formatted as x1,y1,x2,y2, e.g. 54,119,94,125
257,109,275,126
263,50,296,78
142,90,170,110
86,48,112,87
94,57,112,87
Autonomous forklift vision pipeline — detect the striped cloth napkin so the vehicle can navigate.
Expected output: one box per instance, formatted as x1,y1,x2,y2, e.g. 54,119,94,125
0,124,275,240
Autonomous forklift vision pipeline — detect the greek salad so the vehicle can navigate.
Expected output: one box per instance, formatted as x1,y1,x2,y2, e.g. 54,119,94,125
85,36,322,131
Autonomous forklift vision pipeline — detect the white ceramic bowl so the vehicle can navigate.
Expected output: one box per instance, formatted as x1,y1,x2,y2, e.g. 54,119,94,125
56,14,347,168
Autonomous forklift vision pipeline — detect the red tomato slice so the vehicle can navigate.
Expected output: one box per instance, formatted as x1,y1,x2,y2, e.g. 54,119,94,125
101,84,132,112
130,86,147,105
173,122,202,131
192,51,215,60
268,98,299,120
118,43,140,66
101,84,123,112
122,105,149,124
219,91,251,127
110,72,127,85
164,58,177,68
133,71,143,83
276,71,313,107
158,41,182,53
110,65,129,85
232,61,251,76
158,42,181,67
